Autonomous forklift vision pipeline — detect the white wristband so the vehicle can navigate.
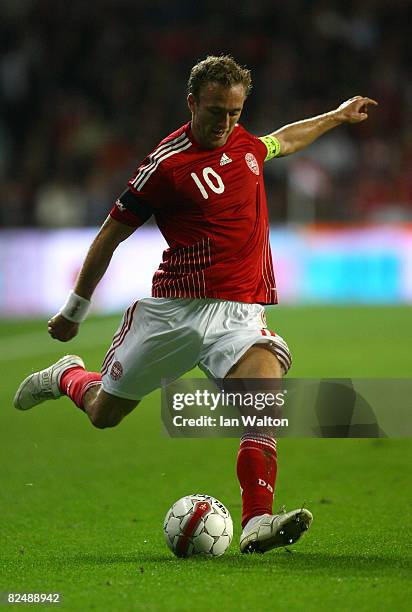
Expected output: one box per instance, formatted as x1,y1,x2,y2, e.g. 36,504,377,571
59,291,91,323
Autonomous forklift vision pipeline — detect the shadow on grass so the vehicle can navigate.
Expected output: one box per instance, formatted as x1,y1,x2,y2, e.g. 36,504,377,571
221,551,412,574
51,550,411,575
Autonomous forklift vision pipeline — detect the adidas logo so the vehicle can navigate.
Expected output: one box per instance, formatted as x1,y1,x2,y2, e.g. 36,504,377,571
220,153,232,166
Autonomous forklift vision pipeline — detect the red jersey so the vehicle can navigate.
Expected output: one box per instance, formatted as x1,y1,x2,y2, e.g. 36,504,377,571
110,122,277,304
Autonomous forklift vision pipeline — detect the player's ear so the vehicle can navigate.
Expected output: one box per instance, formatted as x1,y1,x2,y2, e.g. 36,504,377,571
187,94,196,113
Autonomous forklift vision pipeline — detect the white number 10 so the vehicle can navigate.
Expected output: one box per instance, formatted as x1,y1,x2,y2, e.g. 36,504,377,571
191,167,225,199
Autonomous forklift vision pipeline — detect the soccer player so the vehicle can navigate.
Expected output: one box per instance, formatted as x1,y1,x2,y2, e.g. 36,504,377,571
14,56,377,553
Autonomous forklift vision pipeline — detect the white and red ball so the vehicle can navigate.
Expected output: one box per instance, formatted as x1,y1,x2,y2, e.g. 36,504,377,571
163,494,233,557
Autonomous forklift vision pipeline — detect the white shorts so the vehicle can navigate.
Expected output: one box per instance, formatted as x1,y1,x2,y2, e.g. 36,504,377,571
101,298,292,400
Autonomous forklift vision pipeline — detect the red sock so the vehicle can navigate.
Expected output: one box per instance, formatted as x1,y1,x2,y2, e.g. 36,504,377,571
237,433,277,528
60,367,101,411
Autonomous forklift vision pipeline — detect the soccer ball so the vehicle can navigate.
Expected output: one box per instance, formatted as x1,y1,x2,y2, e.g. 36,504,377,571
163,493,233,558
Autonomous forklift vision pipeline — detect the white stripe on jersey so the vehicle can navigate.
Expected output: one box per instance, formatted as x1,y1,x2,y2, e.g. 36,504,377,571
200,239,206,297
262,226,276,302
132,134,189,190
262,227,271,300
131,132,187,189
152,237,211,299
131,133,191,191
136,139,192,191
266,233,277,296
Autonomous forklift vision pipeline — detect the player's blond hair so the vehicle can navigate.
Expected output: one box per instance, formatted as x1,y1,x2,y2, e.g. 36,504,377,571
188,55,252,100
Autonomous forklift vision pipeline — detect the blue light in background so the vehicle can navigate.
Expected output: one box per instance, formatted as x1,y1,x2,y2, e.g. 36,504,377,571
304,252,401,303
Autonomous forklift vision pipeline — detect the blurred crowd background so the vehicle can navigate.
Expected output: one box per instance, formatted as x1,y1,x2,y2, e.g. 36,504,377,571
1,0,411,227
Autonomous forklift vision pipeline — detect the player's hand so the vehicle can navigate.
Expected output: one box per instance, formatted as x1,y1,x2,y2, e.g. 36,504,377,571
48,313,80,342
334,96,378,123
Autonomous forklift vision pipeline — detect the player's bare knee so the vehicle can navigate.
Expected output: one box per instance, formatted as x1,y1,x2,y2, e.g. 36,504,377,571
90,409,123,429
88,393,138,429
227,344,285,379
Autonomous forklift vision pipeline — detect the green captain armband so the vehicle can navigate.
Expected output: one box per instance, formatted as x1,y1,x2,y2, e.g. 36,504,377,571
259,135,281,161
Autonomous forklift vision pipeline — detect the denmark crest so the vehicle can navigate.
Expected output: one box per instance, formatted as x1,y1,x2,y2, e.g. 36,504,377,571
110,361,123,380
245,153,259,175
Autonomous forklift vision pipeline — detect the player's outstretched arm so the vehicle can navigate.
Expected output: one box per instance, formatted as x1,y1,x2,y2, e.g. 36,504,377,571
48,216,136,342
268,96,378,157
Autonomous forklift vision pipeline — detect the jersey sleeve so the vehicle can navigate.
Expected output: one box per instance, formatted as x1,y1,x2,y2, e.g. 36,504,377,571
110,188,154,228
110,151,170,227
258,135,281,161
128,154,168,201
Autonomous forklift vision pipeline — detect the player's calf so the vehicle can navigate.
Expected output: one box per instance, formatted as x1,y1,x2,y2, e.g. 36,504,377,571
84,388,139,429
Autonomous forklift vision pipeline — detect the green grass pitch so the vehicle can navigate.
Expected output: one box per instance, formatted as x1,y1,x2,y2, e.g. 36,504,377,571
0,306,411,611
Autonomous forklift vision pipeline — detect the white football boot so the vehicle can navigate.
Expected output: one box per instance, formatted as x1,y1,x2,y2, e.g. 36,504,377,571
240,508,313,553
14,355,85,411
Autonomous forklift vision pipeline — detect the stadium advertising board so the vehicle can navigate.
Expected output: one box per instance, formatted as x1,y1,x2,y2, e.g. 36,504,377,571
1,225,411,316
